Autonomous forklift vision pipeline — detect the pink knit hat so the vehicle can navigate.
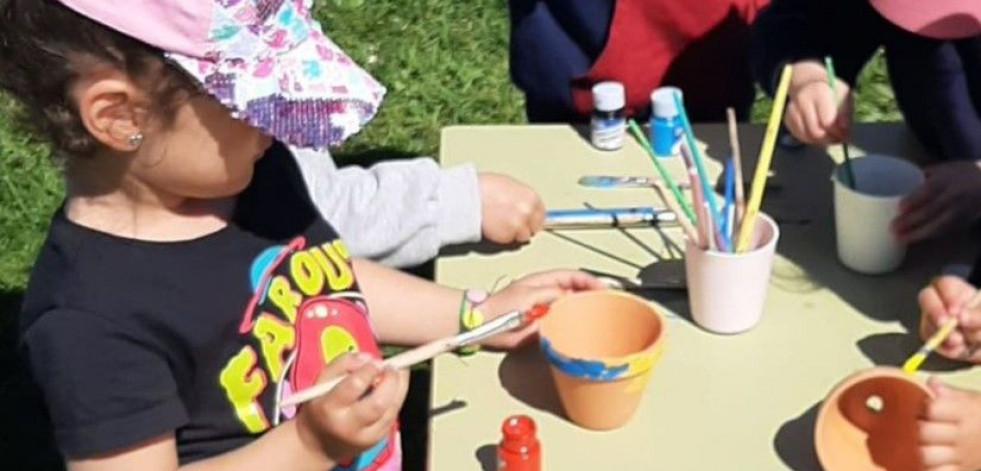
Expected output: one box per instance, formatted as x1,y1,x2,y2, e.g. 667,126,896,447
870,0,981,40
56,0,386,150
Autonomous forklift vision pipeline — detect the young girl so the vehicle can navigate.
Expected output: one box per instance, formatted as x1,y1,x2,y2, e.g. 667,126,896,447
918,276,981,471
0,1,601,469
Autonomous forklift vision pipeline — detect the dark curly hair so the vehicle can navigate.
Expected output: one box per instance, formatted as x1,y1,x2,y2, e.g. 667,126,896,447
0,0,198,158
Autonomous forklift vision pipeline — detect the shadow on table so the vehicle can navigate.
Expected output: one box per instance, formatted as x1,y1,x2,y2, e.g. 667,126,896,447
429,398,468,419
440,240,526,258
857,332,971,372
475,443,497,471
773,401,822,471
498,345,565,419
699,124,966,334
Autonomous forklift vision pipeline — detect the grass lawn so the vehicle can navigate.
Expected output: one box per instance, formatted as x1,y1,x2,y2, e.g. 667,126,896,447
0,0,901,468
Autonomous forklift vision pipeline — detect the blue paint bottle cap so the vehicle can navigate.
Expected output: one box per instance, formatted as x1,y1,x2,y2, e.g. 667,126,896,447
651,87,683,119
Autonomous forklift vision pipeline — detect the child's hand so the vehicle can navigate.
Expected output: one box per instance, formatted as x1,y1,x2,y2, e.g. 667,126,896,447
918,276,981,363
893,161,981,243
785,61,852,145
478,270,604,349
478,173,546,244
296,353,409,464
919,377,981,471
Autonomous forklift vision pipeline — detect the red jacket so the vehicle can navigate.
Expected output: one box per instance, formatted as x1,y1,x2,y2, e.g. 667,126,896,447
510,0,770,122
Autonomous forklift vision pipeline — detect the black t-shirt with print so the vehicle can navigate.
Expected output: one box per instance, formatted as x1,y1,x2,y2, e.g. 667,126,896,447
19,143,400,469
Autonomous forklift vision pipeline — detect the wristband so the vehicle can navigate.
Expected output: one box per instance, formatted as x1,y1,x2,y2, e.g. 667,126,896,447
457,289,488,356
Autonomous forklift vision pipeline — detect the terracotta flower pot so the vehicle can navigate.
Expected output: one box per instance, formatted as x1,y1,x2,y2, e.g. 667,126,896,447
539,290,666,430
815,368,933,471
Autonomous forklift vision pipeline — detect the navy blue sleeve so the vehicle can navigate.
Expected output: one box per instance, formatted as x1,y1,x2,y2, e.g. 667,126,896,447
508,0,614,122
751,0,885,93
23,309,188,458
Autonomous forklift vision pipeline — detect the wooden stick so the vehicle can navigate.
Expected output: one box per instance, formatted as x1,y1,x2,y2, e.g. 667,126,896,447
652,181,700,244
280,337,455,408
280,306,546,408
736,64,794,253
726,108,746,232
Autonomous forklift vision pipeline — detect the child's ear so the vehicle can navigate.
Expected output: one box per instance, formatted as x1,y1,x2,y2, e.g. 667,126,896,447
75,71,150,153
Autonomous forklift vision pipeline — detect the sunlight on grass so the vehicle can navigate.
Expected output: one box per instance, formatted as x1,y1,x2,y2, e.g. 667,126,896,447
0,2,900,293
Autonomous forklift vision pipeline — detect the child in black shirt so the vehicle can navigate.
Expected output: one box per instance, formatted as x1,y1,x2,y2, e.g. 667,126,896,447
0,1,602,469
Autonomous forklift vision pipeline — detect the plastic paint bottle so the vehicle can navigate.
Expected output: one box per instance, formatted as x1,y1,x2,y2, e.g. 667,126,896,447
498,415,541,471
650,86,683,157
590,81,626,151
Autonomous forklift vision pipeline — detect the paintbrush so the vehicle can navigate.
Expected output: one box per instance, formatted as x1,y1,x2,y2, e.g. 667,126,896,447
280,305,549,407
825,56,857,189
726,108,746,233
736,63,793,252
578,175,691,190
902,289,981,374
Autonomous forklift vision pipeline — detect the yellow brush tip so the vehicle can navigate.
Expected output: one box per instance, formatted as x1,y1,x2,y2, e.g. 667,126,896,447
902,354,926,374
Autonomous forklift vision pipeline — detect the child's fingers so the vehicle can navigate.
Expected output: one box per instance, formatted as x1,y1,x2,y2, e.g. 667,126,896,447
919,445,958,468
352,369,408,439
899,208,956,244
925,380,962,423
329,361,384,406
351,367,406,426
800,99,829,143
918,421,959,445
785,104,809,143
517,270,604,291
315,352,372,382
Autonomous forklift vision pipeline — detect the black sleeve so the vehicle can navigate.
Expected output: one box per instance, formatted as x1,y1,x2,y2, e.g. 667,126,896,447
22,309,188,458
751,0,884,93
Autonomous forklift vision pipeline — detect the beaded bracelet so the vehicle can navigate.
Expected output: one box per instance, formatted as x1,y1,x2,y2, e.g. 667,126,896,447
457,289,488,356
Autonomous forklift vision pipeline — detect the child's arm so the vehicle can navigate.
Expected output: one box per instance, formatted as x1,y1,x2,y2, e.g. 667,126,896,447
292,147,544,268
68,355,407,471
353,258,602,347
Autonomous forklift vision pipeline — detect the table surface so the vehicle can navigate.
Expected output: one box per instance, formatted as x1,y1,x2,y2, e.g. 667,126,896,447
429,124,981,470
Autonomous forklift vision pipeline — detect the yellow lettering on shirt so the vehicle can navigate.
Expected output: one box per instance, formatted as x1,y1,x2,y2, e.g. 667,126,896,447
253,313,296,381
268,275,300,323
315,242,354,291
290,251,324,297
219,347,269,433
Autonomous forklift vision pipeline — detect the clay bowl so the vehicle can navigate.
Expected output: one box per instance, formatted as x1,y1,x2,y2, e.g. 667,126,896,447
539,290,666,430
815,368,933,471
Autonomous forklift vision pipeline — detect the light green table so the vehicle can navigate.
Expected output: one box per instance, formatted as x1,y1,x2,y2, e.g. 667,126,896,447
429,124,981,470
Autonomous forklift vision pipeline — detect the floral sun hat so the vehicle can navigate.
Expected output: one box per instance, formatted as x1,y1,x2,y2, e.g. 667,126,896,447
57,0,386,150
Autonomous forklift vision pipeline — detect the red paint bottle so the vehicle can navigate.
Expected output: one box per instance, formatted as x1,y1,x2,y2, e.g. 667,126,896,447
498,415,541,471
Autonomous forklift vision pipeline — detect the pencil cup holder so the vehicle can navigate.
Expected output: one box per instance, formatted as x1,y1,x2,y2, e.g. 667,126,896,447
833,155,924,275
684,213,779,334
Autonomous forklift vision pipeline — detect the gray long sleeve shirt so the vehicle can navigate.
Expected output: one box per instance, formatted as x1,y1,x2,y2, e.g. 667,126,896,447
290,147,482,267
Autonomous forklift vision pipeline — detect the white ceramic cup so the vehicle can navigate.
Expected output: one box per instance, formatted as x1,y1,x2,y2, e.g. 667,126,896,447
833,154,924,275
684,213,779,334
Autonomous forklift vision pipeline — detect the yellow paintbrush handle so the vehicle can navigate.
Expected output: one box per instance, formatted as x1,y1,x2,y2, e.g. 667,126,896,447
736,64,793,253
902,318,959,374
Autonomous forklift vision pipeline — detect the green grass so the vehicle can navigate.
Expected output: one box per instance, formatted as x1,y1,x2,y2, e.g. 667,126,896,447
0,1,901,295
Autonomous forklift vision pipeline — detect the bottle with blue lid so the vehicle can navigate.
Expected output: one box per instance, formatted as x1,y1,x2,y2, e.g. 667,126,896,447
589,81,626,151
650,86,683,157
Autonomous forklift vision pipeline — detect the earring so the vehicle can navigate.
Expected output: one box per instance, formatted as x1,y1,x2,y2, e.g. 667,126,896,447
128,132,144,149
